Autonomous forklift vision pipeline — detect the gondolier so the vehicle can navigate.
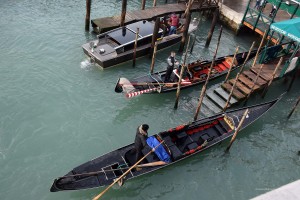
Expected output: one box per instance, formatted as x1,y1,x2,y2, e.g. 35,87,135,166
134,124,149,162
164,51,179,82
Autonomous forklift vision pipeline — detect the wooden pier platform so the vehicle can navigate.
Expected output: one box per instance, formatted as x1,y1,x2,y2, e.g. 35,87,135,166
91,2,218,33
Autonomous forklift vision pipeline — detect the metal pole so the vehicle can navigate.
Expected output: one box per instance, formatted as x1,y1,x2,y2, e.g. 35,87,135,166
132,28,140,67
224,46,239,82
261,57,283,98
85,0,92,31
225,109,249,152
174,36,191,109
194,26,223,121
223,73,240,111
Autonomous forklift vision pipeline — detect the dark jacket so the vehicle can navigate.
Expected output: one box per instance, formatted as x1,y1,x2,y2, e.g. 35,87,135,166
134,128,148,151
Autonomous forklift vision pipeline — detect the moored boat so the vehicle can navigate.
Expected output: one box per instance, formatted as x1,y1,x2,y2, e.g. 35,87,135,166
115,49,258,98
82,19,198,69
50,97,280,192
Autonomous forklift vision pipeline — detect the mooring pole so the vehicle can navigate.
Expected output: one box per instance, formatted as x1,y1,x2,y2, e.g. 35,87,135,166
194,26,223,121
223,73,240,112
244,64,264,106
141,0,146,10
174,36,191,109
133,28,140,67
150,17,160,58
225,109,249,152
120,0,127,27
150,42,158,73
251,31,267,68
288,96,300,119
205,8,219,48
153,0,157,7
179,12,192,52
238,41,256,73
224,46,239,82
85,0,92,31
261,57,283,98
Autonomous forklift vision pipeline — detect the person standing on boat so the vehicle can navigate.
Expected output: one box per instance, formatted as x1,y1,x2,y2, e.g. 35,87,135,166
164,51,179,82
134,124,149,162
168,13,179,35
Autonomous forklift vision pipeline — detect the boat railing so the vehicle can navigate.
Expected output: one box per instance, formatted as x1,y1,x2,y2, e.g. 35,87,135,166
149,74,163,93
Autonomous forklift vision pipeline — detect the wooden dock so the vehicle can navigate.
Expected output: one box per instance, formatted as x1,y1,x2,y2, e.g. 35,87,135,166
184,52,300,117
91,2,218,33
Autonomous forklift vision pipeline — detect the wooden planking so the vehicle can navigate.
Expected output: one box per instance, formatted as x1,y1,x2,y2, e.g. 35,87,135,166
91,2,218,33
221,83,246,100
238,74,260,90
229,79,252,95
214,87,238,104
242,71,267,86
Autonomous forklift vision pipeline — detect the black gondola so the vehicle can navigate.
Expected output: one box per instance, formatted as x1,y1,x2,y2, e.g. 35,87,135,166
82,19,198,69
50,97,280,192
114,49,259,98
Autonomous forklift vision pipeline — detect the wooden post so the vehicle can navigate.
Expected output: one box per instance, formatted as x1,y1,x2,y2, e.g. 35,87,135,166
132,28,140,67
174,36,191,109
261,57,283,98
194,26,223,121
153,0,157,7
141,0,146,10
120,0,127,27
150,42,158,73
85,0,92,31
150,17,160,58
205,8,219,48
225,109,249,152
287,96,300,119
244,64,264,105
238,41,256,73
224,46,239,82
223,73,240,111
165,0,168,3
178,11,192,52
251,31,267,68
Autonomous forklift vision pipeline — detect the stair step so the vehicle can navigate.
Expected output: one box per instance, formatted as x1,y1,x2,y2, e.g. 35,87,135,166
214,87,238,104
242,71,267,86
228,79,252,95
202,97,222,114
221,83,246,100
200,102,215,117
206,90,227,109
238,74,260,90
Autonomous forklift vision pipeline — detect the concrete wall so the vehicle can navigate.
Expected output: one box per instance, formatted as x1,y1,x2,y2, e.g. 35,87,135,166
218,3,244,33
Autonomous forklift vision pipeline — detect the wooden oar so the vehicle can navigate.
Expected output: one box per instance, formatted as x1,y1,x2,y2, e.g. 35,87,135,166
92,141,164,200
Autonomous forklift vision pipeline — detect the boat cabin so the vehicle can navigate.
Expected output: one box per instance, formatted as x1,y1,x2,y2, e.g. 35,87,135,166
96,20,163,54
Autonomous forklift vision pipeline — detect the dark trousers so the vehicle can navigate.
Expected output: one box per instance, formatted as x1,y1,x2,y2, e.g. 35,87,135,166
164,66,173,82
135,148,143,163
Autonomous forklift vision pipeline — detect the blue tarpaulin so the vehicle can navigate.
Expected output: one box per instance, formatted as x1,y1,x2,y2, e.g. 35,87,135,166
147,136,171,163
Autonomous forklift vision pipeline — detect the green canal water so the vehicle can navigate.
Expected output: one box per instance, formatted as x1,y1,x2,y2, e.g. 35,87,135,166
0,0,299,199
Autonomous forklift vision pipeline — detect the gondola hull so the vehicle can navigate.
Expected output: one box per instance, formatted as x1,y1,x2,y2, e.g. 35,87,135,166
114,49,260,98
50,98,280,192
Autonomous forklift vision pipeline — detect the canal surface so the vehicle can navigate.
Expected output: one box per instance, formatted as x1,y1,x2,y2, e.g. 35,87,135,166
0,0,299,200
